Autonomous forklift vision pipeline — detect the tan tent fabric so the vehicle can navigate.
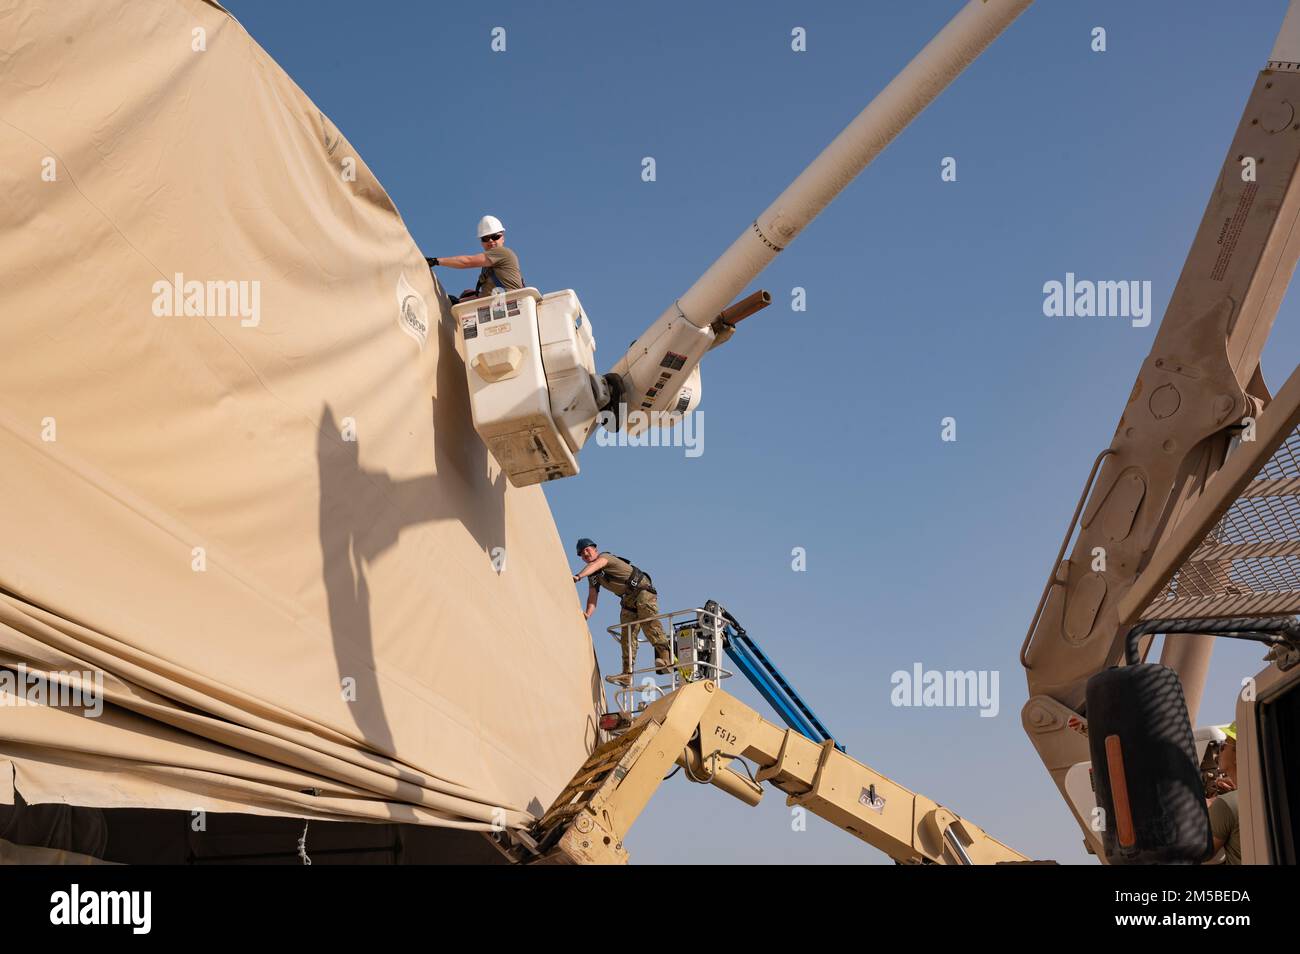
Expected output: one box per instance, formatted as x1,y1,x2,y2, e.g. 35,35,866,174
0,0,602,831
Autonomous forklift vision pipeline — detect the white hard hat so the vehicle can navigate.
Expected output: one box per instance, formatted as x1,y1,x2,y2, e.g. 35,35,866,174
477,215,505,238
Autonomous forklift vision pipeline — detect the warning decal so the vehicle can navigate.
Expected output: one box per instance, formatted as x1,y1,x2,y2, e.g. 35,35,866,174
660,351,688,371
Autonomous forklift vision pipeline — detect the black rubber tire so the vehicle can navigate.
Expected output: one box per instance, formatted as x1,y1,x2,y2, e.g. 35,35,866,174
1086,664,1214,865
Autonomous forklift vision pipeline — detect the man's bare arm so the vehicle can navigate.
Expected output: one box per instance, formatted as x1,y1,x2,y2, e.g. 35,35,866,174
584,582,599,619
434,253,490,269
574,556,608,580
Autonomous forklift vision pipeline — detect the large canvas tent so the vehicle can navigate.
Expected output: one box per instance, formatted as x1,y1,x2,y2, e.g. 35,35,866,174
0,0,602,862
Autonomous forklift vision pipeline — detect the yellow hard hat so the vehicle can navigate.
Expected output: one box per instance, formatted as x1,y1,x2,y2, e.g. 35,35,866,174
1222,722,1237,742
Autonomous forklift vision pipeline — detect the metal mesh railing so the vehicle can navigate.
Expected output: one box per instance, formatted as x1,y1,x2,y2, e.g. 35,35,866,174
1145,428,1300,618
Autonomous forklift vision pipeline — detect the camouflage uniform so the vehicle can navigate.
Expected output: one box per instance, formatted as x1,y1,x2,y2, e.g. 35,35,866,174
593,553,671,675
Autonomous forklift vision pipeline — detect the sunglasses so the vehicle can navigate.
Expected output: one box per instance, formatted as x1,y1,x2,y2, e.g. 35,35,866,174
480,233,503,243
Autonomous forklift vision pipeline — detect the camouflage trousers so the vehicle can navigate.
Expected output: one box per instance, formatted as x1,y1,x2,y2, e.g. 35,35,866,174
619,589,671,674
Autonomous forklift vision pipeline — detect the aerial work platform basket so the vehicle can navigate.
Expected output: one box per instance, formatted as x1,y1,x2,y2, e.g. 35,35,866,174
603,600,842,751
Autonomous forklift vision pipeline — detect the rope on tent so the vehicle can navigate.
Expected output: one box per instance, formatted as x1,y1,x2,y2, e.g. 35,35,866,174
297,820,312,865
297,787,321,866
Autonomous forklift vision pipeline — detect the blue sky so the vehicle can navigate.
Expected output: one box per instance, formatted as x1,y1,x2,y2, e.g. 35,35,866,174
224,0,1300,863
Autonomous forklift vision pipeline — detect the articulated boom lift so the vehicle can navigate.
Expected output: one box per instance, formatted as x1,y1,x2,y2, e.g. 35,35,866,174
499,604,1026,865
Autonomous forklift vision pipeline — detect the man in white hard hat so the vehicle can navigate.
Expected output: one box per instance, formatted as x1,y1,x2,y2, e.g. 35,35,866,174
425,215,525,303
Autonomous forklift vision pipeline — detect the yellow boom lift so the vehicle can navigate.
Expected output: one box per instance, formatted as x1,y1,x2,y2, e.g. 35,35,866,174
499,604,1026,865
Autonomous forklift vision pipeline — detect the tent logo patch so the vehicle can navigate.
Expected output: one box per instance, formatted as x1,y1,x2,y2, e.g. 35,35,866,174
396,271,429,350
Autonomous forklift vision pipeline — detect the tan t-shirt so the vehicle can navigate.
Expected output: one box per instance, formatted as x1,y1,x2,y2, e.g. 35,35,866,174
1209,790,1240,865
476,245,524,296
593,553,636,597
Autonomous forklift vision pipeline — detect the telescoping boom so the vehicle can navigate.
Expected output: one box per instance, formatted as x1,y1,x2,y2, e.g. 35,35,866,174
451,0,1036,485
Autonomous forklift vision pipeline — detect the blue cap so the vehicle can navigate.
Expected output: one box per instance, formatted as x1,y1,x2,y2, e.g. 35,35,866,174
575,537,597,555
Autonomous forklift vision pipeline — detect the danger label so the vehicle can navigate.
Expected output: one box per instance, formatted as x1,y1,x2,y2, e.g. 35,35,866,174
1211,182,1257,281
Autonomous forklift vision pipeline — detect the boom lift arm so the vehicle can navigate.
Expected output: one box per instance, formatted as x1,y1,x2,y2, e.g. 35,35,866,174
452,0,1036,486
1022,1,1300,857
713,603,844,752
501,603,1026,865
511,681,1027,865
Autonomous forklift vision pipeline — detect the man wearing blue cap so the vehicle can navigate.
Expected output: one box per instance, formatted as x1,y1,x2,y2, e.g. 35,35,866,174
572,538,671,684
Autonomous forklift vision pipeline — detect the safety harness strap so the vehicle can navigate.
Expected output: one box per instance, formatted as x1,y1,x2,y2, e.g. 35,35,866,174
597,555,656,601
